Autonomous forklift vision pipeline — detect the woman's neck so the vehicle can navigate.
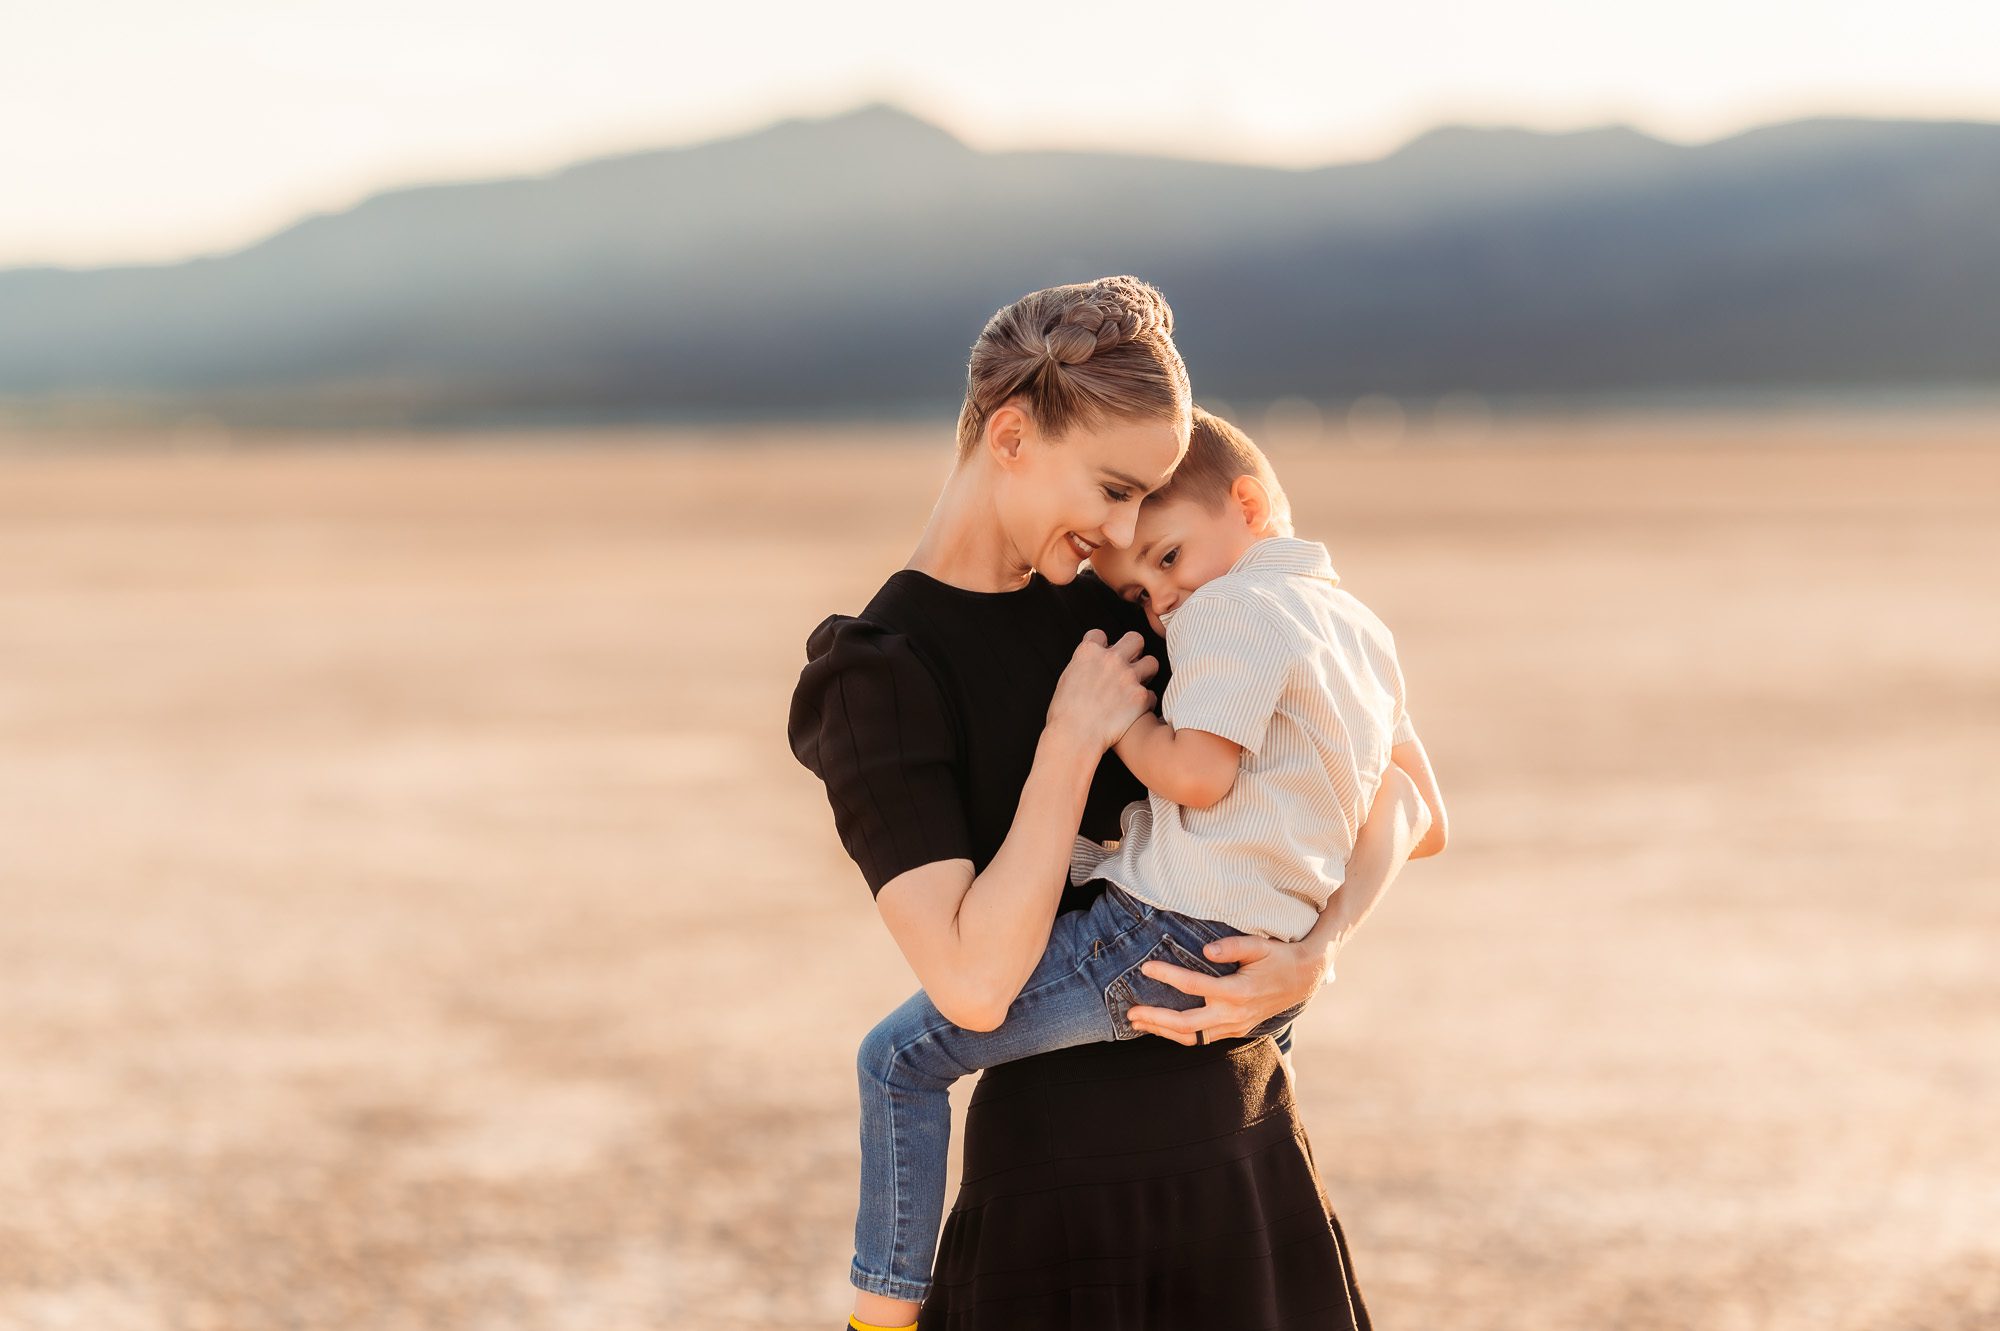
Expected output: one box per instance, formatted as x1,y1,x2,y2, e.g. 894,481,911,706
905,455,1035,593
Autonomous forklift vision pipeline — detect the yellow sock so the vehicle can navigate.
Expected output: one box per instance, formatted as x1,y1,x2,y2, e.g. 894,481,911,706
848,1317,918,1331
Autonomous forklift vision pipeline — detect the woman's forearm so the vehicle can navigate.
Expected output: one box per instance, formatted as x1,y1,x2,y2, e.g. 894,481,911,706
879,629,1156,1031
1301,765,1430,963
1390,737,1448,858
946,724,1103,1026
1096,760,1434,1045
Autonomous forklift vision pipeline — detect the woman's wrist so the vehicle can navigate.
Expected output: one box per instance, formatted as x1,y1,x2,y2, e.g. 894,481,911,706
1280,931,1337,1003
1298,903,1344,956
1038,718,1108,771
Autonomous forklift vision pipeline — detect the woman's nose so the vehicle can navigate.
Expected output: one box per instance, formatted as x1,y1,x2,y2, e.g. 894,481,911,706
1101,505,1139,549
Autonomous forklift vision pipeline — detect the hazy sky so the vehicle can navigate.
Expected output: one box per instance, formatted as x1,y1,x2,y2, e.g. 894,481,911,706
5,0,1993,268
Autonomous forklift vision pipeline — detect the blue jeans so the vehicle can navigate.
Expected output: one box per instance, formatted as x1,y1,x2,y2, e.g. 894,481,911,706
849,881,1306,1301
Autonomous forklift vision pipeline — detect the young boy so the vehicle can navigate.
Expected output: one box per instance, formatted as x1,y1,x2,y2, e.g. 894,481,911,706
1070,406,1449,1031
843,408,1446,1331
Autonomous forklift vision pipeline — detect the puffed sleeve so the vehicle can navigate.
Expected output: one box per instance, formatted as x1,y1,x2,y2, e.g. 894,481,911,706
787,615,973,896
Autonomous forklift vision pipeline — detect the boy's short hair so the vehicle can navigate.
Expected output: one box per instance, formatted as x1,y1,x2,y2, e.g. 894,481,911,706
1147,406,1291,531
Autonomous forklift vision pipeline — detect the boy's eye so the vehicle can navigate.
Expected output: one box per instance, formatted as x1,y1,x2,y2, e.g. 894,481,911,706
1101,485,1132,503
1160,548,1179,569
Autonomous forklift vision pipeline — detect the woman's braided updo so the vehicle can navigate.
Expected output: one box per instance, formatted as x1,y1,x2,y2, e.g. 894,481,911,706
955,275,1192,458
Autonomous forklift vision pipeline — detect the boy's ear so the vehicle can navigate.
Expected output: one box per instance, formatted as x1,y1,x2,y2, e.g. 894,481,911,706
1230,474,1274,531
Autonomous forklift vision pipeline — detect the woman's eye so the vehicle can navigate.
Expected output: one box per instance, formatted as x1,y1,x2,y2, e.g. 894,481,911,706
1102,485,1131,503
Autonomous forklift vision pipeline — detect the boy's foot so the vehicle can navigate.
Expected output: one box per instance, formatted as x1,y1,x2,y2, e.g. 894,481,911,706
852,1275,919,1327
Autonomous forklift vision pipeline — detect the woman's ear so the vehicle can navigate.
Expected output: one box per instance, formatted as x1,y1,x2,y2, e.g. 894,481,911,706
1230,474,1274,532
985,400,1034,470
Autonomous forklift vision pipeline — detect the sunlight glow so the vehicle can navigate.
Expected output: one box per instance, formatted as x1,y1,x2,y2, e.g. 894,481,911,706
3,0,1994,267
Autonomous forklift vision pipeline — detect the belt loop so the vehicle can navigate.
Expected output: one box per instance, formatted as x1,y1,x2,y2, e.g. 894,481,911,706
1112,884,1144,925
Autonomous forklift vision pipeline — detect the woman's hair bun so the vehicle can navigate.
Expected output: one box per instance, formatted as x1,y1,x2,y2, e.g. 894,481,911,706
1039,275,1174,367
956,275,1191,458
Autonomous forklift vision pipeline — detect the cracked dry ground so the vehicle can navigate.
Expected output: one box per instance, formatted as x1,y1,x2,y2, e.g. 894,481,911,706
1,419,1995,1330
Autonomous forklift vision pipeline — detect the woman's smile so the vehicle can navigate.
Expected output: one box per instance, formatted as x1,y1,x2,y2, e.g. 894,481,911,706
1065,531,1100,559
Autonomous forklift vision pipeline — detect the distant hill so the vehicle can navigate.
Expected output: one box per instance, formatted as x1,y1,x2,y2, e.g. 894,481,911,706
3,102,1998,424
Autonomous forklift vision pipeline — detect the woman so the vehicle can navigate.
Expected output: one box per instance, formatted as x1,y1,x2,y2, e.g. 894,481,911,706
789,276,1430,1330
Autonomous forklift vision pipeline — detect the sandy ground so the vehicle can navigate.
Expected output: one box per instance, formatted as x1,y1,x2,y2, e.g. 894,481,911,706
0,416,1995,1330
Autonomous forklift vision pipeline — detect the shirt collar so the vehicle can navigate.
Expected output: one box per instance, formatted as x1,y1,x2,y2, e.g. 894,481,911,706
1225,535,1339,584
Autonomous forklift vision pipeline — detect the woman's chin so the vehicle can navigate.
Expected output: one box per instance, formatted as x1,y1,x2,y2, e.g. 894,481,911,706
1035,554,1085,584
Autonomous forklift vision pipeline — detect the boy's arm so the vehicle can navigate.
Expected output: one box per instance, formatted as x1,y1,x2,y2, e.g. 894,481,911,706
1114,712,1243,810
1389,733,1448,858
1115,588,1287,811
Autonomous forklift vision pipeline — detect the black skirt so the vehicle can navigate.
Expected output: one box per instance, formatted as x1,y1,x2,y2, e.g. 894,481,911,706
920,1033,1372,1331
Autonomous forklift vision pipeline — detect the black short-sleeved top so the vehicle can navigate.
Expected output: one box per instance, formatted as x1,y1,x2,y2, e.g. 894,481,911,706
788,567,1164,910
787,565,1375,1331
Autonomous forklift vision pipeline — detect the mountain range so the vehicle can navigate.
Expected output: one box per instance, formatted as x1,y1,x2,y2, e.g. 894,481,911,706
3,102,1998,424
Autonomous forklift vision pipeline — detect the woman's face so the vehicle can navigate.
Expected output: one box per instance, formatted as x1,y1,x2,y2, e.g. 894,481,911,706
995,410,1185,584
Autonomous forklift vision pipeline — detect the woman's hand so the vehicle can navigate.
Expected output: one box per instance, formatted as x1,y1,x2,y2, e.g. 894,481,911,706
1125,764,1432,1045
1047,629,1159,753
1122,935,1329,1045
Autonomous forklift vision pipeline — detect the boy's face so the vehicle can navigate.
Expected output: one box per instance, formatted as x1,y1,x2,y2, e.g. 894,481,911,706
1088,495,1262,635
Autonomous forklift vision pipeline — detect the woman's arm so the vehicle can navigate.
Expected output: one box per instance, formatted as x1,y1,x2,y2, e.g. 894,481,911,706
875,630,1156,1032
1122,764,1431,1044
1392,735,1449,858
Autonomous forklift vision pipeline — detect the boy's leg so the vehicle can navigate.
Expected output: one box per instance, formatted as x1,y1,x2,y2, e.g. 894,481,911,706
849,895,1140,1302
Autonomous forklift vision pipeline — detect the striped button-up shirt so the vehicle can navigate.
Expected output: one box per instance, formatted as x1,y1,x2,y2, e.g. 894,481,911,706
1074,536,1417,941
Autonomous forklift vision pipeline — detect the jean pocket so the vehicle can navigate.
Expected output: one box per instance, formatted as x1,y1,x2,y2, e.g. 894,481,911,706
1104,934,1225,1040
1172,913,1234,947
